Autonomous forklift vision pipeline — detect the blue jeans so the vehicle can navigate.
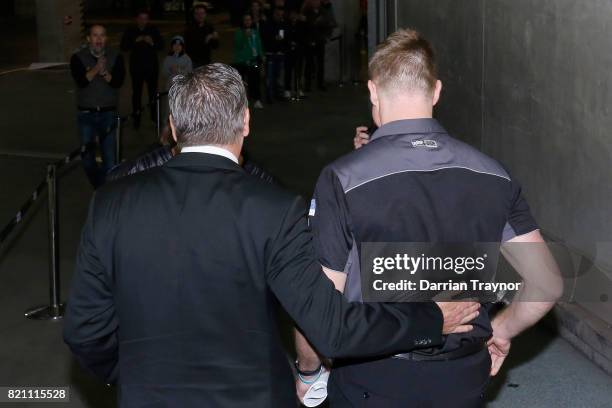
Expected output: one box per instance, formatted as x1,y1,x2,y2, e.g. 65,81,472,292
77,111,117,188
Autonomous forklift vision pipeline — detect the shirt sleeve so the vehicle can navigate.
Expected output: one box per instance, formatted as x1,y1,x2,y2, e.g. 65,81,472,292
209,24,219,50
310,166,353,272
70,54,90,88
109,54,125,89
152,27,164,51
63,194,118,384
502,177,539,241
120,28,134,52
266,196,444,358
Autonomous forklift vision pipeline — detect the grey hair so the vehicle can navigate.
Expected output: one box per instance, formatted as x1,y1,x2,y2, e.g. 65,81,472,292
169,63,248,147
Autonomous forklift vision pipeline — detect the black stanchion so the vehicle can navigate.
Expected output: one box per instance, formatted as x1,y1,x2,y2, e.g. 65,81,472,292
115,115,122,163
336,34,345,87
155,92,169,142
156,93,162,142
24,164,65,320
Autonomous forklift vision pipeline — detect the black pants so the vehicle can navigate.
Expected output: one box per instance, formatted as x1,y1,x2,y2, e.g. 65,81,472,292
131,67,158,119
284,51,303,92
329,349,491,408
236,63,262,101
304,41,326,91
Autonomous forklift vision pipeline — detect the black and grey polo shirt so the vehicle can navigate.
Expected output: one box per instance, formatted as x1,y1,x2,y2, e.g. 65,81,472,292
310,118,538,352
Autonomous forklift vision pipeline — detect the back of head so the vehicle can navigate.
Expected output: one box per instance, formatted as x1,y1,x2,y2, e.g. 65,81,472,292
169,63,247,148
368,28,437,98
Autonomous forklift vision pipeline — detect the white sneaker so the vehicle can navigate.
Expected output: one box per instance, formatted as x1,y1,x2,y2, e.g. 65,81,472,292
254,100,264,109
298,90,306,98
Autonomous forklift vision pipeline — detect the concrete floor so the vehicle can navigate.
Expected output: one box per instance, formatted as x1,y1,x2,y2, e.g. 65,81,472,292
0,13,610,408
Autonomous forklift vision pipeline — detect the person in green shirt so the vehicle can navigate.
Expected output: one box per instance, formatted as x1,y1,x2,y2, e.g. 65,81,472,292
234,14,265,108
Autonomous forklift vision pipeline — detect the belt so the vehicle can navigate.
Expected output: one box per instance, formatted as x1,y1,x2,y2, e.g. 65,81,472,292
78,106,116,113
393,340,486,362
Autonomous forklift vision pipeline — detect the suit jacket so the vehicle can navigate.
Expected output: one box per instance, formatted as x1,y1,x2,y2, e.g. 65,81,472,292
63,152,443,407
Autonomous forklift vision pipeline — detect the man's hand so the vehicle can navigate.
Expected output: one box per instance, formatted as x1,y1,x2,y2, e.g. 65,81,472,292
435,301,480,335
144,35,154,46
86,57,106,81
487,336,511,376
97,56,107,72
353,126,370,149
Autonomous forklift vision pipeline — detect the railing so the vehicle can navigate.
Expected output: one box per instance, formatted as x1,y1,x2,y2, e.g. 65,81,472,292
1,115,128,320
155,91,169,142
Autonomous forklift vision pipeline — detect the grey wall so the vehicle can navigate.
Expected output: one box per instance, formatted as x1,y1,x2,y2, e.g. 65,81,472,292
378,0,612,325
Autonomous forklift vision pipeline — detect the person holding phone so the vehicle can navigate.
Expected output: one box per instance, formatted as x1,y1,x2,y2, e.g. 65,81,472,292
353,103,381,149
262,7,289,103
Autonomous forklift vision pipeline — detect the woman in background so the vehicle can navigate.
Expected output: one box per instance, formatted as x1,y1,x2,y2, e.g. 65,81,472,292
234,14,265,108
162,35,193,90
158,35,193,147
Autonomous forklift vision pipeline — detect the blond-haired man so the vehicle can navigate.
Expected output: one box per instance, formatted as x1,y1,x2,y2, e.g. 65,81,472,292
295,29,561,407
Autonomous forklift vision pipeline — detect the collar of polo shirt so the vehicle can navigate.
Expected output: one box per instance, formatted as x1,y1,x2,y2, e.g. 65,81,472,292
370,118,447,142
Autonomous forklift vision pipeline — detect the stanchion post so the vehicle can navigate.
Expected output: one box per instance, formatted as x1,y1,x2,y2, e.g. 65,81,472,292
338,34,345,87
156,93,161,142
115,115,122,163
24,164,65,320
293,58,302,101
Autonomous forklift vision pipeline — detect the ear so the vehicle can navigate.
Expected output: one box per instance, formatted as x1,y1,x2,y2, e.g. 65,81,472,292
433,80,443,106
168,115,178,143
368,80,379,108
242,108,251,138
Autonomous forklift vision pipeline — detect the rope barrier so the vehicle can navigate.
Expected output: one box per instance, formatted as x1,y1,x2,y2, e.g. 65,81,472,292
0,147,81,249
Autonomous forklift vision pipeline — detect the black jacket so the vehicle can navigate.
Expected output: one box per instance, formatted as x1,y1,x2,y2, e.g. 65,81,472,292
63,153,443,407
120,25,163,70
106,145,277,184
261,19,288,54
184,22,219,68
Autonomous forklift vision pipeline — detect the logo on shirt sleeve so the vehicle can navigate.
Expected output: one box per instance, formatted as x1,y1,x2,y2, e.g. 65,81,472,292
308,199,316,217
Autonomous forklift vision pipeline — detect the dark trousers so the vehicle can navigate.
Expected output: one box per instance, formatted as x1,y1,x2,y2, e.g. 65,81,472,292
236,63,262,101
77,111,117,188
284,51,303,92
131,67,158,119
304,41,326,91
329,349,491,408
265,53,285,101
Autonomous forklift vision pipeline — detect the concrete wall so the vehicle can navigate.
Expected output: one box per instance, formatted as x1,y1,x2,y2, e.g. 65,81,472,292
386,0,612,318
371,0,612,371
15,0,36,17
35,0,84,62
324,0,362,84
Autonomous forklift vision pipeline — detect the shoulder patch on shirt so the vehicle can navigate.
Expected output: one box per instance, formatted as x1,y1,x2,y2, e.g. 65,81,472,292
308,199,316,217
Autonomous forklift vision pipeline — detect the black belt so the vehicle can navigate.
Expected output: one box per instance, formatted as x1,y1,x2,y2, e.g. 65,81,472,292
78,106,116,113
393,341,486,362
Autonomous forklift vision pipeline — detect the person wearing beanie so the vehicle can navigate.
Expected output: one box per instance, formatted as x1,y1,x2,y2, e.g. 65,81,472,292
162,35,193,89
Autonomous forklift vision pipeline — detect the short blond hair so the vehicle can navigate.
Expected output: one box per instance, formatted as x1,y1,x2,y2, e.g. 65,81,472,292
369,29,437,96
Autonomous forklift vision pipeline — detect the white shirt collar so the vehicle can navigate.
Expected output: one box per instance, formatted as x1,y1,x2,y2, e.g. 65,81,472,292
180,145,239,164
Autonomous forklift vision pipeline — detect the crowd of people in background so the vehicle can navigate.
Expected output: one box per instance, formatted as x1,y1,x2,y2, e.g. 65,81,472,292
125,0,338,113
70,0,339,188
233,0,337,108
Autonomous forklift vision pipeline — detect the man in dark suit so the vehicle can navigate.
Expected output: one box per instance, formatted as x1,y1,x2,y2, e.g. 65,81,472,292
63,63,479,407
